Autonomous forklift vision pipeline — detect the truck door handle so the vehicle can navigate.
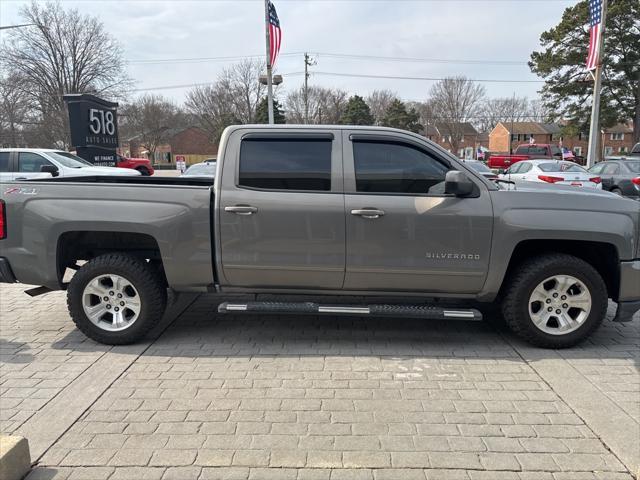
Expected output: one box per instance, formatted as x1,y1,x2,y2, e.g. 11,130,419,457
224,205,257,215
351,208,385,219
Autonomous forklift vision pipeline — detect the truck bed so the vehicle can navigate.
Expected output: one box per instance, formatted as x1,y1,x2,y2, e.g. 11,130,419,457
1,176,215,291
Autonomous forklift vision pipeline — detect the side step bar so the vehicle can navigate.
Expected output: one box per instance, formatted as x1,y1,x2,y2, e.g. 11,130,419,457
218,301,482,321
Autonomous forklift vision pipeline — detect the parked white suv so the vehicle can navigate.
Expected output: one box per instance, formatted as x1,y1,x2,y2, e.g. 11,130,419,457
0,149,140,182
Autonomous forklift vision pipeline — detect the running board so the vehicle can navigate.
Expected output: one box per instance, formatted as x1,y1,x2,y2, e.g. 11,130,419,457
217,302,482,321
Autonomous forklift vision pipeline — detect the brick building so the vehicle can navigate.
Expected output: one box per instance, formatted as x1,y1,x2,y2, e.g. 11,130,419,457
489,122,562,153
489,121,636,161
602,123,635,157
124,126,218,165
425,122,482,159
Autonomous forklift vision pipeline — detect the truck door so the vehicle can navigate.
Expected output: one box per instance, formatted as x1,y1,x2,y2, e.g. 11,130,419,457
218,130,345,290
342,131,493,293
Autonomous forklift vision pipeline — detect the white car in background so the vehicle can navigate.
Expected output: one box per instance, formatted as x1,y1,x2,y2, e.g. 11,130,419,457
499,159,603,189
0,148,140,182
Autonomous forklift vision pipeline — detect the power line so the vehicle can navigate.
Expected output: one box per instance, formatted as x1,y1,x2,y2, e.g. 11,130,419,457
128,52,302,65
311,52,528,66
129,72,305,92
312,71,545,84
126,50,529,66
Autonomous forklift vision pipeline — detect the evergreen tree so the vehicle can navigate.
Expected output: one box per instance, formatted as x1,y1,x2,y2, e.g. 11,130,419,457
381,99,423,133
340,95,374,125
256,97,286,124
529,0,640,142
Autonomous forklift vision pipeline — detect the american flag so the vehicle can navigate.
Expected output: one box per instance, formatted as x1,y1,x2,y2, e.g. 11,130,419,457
586,0,603,71
268,1,282,67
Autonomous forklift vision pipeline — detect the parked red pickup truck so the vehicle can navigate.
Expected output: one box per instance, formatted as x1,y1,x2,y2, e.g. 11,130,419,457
488,144,562,170
116,155,154,176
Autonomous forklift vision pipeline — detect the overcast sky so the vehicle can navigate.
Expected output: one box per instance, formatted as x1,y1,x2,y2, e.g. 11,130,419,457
0,0,578,104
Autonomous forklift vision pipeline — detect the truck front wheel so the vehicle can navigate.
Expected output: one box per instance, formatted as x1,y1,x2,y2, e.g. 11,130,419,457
502,253,607,348
67,254,167,345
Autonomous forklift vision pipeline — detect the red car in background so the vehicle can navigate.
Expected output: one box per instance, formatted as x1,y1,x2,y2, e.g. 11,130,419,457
487,144,562,170
116,154,154,176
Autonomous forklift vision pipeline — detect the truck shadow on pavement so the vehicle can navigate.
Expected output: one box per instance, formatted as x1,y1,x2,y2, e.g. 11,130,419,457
50,294,638,366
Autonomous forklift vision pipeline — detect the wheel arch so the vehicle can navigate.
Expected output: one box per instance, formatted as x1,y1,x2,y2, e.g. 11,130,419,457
499,239,619,300
57,231,167,287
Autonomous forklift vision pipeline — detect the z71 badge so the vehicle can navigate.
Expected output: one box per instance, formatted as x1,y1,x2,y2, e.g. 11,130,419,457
4,187,39,196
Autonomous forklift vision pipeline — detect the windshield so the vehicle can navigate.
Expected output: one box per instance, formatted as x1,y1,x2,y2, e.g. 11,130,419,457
49,151,94,168
626,161,640,173
538,162,587,173
184,163,216,176
466,161,491,173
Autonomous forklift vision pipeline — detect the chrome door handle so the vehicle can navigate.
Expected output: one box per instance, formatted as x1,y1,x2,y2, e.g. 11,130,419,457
351,208,385,219
224,205,257,215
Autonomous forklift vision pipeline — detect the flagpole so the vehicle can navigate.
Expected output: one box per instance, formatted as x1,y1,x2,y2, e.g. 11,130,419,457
586,0,607,168
263,0,274,125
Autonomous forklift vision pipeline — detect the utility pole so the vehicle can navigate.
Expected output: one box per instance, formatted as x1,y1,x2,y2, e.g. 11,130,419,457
586,0,608,168
509,92,516,154
263,0,274,124
303,53,316,124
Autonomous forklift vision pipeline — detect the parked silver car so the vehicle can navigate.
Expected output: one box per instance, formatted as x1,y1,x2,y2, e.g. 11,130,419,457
499,159,603,189
181,160,216,180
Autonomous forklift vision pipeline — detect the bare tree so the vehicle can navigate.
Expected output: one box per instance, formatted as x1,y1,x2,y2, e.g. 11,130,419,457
428,77,486,153
0,74,32,147
478,96,531,132
366,90,398,125
120,95,182,162
185,83,239,142
285,87,348,124
0,1,131,147
222,59,267,124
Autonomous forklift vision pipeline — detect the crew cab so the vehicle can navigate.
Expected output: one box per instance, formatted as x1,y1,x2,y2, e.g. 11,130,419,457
488,144,562,170
1,126,638,349
116,154,154,176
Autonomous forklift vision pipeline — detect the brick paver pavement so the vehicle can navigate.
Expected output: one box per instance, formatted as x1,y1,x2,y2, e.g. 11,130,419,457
1,283,638,480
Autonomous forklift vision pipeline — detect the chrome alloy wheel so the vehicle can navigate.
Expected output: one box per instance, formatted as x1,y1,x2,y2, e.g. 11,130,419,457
528,275,592,335
82,274,141,332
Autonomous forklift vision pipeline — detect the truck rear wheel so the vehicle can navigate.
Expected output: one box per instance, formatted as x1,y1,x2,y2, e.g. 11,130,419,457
67,254,167,345
502,253,607,348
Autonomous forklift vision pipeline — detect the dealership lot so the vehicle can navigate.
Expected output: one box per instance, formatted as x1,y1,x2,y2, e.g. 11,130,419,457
0,283,638,480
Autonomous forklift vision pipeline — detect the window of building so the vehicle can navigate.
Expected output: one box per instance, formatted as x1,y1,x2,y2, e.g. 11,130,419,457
353,140,450,195
604,146,614,156
0,152,9,172
18,152,52,173
574,147,582,157
619,147,627,153
239,138,332,191
610,133,624,141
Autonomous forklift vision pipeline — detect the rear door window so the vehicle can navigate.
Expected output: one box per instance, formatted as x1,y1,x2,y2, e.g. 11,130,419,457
0,152,9,172
603,163,620,175
239,138,332,191
18,152,53,173
519,162,533,173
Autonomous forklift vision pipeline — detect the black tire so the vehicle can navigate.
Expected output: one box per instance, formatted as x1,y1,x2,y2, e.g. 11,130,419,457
611,188,623,196
136,167,150,176
67,254,167,345
501,253,607,348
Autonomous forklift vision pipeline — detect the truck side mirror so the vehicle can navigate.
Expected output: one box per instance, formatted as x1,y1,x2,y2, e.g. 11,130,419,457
40,165,59,177
445,170,474,197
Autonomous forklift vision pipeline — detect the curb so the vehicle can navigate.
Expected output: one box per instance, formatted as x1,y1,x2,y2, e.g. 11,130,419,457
0,435,31,480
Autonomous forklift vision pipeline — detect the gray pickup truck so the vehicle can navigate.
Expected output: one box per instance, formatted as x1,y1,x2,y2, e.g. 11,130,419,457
1,125,639,348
